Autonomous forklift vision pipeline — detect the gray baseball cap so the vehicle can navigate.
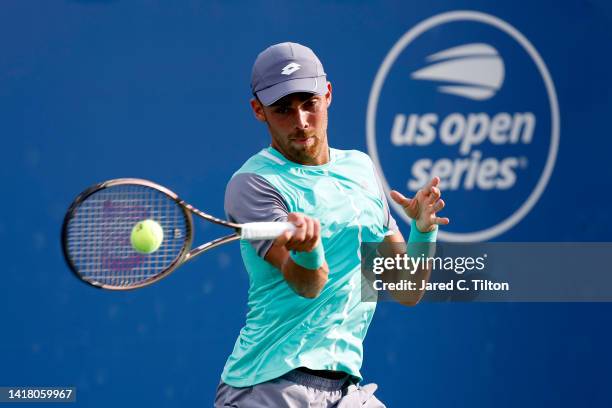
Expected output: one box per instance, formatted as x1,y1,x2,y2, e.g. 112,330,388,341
251,42,327,106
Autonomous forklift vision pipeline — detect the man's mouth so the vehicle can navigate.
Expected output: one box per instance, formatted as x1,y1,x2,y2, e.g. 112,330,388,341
290,135,315,145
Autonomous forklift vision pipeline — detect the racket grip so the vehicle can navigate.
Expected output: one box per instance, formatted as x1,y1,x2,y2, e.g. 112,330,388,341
240,222,296,240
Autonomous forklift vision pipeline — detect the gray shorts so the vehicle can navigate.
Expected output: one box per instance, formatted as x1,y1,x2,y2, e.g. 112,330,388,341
214,369,386,407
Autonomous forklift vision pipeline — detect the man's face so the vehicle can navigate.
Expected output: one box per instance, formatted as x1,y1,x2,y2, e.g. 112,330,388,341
251,82,332,165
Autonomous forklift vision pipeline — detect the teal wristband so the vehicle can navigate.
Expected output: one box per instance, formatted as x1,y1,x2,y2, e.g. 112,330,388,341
290,243,326,270
408,219,438,243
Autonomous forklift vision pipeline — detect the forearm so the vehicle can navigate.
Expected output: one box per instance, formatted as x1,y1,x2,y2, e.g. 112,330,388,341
379,251,431,306
265,243,329,299
281,257,329,298
380,223,437,306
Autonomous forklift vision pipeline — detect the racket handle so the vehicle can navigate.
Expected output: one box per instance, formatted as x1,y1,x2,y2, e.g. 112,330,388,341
240,222,296,240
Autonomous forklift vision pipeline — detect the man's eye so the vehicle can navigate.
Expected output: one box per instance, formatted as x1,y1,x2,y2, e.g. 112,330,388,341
275,107,290,114
306,100,319,109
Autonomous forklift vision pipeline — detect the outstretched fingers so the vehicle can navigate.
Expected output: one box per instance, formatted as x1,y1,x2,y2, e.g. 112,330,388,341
426,199,449,226
390,190,412,207
423,176,440,195
432,198,445,213
427,186,441,204
433,216,450,225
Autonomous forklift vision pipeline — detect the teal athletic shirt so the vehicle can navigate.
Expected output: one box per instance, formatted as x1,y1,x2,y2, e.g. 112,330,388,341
221,146,398,387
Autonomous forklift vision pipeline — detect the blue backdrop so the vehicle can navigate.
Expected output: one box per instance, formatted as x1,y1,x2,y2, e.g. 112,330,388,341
1,1,611,407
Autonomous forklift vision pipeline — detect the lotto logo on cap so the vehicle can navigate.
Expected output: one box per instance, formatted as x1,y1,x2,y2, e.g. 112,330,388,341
251,42,327,106
367,11,560,242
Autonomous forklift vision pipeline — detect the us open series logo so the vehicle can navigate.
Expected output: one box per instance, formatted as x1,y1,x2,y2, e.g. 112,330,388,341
367,11,560,241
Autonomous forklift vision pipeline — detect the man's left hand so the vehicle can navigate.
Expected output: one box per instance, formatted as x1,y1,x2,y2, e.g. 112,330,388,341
390,176,450,233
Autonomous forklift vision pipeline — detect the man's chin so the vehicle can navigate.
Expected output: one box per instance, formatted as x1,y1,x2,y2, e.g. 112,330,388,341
287,143,321,162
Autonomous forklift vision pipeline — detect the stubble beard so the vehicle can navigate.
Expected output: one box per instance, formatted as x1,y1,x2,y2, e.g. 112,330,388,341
273,130,328,165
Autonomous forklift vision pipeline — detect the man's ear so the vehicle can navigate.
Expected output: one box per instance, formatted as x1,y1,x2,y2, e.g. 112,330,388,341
325,82,332,108
250,97,267,122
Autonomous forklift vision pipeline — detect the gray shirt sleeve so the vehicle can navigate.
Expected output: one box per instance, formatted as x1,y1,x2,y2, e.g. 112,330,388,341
224,172,289,258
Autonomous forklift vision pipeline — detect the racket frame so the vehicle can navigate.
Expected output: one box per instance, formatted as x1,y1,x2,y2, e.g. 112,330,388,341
62,178,241,290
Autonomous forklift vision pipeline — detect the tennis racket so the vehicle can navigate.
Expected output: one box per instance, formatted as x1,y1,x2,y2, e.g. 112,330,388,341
61,178,295,290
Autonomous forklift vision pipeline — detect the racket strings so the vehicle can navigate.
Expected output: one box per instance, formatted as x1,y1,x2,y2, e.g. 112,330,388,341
65,184,189,288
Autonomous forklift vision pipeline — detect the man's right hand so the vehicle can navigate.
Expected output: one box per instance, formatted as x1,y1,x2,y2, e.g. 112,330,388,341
265,212,328,298
273,212,321,253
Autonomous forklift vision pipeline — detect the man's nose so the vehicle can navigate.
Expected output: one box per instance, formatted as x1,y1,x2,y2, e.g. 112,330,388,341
294,109,309,129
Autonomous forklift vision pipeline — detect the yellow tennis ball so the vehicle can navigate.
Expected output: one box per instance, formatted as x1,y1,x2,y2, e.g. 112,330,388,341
130,219,164,254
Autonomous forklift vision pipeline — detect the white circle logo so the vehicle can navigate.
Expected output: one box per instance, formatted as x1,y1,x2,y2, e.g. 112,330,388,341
367,11,560,241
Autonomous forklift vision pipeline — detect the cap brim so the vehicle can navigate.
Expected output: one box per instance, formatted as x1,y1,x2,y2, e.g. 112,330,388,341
256,75,327,106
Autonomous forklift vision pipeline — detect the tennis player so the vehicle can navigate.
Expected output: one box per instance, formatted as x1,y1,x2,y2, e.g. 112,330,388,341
214,42,449,407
